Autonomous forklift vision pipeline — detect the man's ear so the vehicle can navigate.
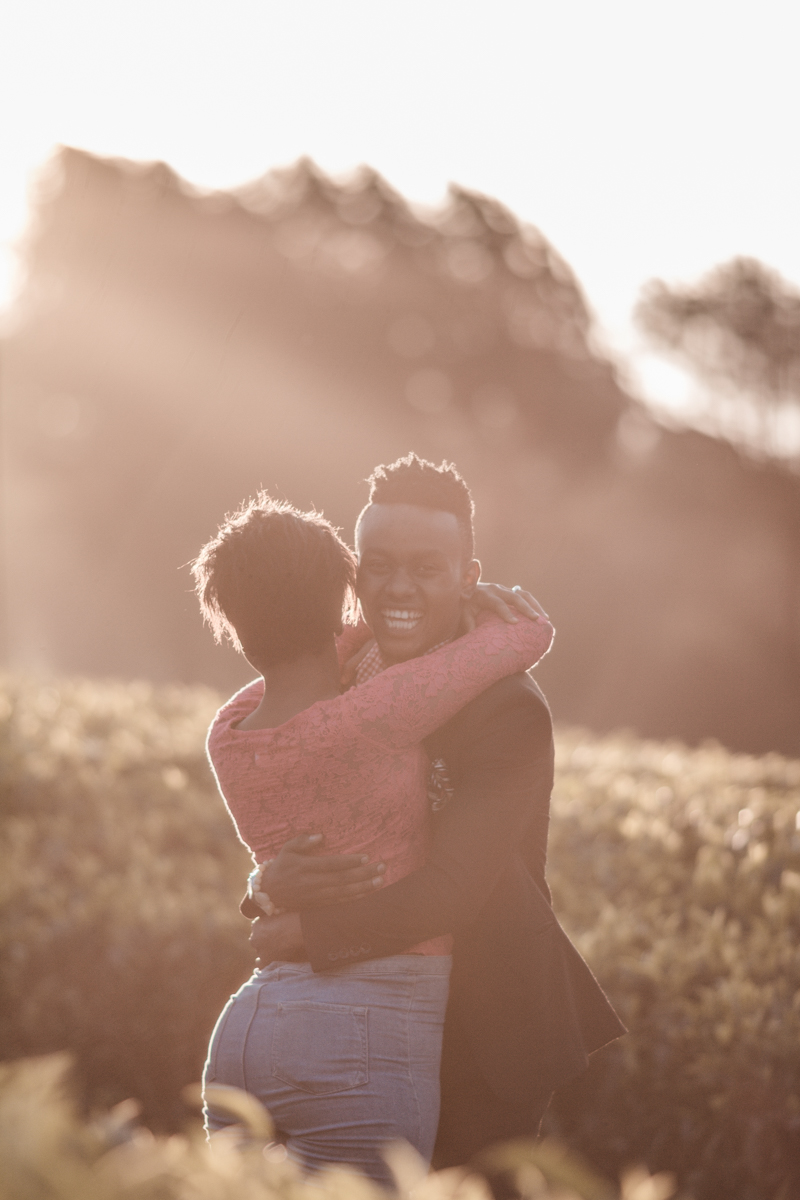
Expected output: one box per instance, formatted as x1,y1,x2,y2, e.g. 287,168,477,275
460,559,481,600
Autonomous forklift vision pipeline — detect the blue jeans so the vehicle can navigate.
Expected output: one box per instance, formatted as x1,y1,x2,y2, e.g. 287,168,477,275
203,955,452,1186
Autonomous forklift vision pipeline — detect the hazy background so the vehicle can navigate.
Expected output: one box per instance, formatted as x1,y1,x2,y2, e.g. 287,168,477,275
1,0,798,755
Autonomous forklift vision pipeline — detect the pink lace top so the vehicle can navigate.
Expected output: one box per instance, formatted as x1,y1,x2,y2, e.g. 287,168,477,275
207,614,554,955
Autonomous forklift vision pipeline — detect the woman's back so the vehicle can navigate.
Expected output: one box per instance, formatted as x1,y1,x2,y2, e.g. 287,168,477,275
209,675,432,884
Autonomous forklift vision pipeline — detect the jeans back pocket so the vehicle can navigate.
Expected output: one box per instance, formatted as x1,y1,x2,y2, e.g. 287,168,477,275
271,1001,369,1095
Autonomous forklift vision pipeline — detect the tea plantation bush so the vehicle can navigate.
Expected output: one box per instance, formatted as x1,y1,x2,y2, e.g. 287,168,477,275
1,675,799,1199
0,676,253,1128
544,732,800,1200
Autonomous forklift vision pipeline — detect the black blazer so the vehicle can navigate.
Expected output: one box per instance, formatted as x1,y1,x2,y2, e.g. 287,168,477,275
302,671,625,1103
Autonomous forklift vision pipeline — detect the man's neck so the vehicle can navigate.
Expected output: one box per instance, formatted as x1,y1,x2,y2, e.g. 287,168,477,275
357,625,463,688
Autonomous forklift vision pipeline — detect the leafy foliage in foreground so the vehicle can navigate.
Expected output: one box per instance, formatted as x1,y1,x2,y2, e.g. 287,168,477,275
0,1054,674,1200
1,677,799,1198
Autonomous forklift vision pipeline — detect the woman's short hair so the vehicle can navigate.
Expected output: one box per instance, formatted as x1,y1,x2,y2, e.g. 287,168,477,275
192,493,357,668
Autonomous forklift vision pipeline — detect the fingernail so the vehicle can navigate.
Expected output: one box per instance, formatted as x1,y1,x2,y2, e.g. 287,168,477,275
360,855,370,863
372,877,384,887
309,834,323,843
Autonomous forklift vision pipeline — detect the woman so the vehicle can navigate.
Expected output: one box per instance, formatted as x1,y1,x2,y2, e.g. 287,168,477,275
192,492,553,1184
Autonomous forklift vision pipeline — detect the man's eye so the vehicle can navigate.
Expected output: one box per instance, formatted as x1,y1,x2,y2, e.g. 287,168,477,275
416,565,441,577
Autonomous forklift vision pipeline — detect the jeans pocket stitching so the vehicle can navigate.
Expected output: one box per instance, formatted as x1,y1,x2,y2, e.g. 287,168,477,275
271,1002,369,1096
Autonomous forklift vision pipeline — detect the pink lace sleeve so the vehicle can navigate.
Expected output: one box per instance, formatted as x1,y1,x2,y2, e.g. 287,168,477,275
340,615,554,749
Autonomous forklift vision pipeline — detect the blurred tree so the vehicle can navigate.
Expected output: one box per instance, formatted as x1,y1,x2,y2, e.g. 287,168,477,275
636,257,800,460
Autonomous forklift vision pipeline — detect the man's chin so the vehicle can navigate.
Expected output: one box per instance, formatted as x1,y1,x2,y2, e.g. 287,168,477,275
371,622,432,664
376,633,427,664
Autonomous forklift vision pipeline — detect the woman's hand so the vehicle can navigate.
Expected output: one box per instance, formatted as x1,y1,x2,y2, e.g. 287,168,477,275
468,582,549,626
340,638,376,689
250,912,307,964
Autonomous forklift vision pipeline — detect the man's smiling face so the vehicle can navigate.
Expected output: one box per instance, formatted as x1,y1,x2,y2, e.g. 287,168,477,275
356,503,480,664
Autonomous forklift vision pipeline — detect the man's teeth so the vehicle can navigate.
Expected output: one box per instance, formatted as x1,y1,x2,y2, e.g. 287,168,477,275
383,609,424,632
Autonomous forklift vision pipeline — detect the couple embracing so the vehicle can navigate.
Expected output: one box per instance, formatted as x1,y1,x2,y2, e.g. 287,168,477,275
193,453,624,1188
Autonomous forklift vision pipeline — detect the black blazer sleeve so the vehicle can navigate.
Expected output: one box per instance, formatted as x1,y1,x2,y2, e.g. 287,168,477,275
301,673,553,971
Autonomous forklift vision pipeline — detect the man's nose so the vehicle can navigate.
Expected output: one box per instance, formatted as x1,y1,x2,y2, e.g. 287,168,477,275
385,567,416,597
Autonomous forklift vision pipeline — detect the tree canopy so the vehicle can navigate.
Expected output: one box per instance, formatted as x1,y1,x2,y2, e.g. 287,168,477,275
636,257,800,459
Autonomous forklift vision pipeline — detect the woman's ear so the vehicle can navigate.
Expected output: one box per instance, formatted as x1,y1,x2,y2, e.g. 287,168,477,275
460,559,481,600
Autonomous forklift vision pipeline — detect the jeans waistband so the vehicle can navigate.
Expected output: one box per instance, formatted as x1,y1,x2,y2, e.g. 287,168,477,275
256,954,452,981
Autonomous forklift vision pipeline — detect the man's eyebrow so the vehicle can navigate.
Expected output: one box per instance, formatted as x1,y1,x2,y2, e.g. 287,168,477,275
359,548,451,564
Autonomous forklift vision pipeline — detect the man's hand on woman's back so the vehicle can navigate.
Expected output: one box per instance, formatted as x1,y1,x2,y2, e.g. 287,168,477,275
249,836,386,965
263,834,386,909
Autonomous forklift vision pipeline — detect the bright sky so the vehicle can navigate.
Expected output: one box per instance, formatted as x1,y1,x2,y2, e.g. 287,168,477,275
2,0,799,421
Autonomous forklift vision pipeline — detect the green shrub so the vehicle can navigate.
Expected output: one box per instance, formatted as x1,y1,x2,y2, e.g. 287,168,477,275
0,675,253,1128
1,677,799,1197
544,731,800,1200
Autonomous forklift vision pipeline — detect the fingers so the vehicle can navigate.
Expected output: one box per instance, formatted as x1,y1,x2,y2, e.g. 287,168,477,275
492,598,518,623
263,857,385,908
295,853,380,874
511,587,549,622
281,833,324,854
492,583,536,619
312,876,385,905
334,861,385,883
298,860,385,885
478,581,550,623
472,584,518,623
249,911,304,960
341,639,375,687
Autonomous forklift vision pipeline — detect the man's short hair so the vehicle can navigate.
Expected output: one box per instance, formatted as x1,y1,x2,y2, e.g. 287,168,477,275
358,453,476,560
192,493,357,668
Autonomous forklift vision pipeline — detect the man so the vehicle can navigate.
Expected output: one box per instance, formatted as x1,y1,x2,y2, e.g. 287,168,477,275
248,453,624,1172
